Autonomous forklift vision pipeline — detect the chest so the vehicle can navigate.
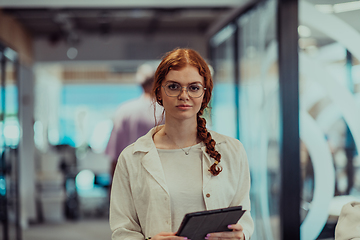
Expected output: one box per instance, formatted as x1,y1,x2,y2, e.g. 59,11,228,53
129,155,239,210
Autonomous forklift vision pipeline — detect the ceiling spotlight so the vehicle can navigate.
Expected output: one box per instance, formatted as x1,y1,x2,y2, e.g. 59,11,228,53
67,47,78,60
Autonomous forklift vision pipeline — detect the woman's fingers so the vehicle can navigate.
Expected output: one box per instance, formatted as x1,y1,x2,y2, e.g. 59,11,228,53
152,232,189,240
205,232,243,239
227,224,243,232
205,224,244,240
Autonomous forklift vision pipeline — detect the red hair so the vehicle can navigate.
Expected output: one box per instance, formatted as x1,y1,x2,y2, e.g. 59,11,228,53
152,48,222,176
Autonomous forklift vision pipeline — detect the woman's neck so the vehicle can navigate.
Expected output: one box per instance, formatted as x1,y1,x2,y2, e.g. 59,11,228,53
155,117,199,149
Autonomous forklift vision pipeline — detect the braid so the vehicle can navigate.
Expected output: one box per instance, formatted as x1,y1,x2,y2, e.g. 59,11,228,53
197,115,222,176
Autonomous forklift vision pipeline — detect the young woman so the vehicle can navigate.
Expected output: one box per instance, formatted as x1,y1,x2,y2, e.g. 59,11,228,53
109,48,254,240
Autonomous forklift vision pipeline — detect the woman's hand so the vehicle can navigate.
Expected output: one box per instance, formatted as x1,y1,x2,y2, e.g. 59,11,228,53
151,232,188,240
205,224,245,240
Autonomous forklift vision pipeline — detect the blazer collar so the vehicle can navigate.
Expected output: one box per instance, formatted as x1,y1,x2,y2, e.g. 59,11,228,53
132,126,228,151
132,126,161,154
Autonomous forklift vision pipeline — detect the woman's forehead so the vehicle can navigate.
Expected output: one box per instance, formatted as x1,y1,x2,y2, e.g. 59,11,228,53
164,65,204,83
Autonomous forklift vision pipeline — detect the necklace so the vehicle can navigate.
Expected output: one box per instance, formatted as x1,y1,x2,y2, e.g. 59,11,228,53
165,133,197,155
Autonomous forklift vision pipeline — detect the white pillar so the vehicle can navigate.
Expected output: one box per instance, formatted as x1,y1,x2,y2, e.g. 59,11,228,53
18,64,36,229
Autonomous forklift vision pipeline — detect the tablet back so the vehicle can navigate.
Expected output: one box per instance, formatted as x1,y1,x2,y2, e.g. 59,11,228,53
176,206,245,240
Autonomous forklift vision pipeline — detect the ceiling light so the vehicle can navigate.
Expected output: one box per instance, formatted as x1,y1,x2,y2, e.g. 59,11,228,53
4,47,17,61
210,24,236,47
298,38,317,49
315,1,360,13
315,4,334,13
298,25,312,38
67,47,78,60
333,1,360,13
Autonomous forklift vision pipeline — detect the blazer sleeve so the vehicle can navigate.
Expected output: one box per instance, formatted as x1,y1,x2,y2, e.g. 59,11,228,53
230,141,254,240
109,154,144,240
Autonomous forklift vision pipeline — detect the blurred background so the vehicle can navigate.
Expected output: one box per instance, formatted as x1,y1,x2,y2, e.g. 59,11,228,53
0,0,359,239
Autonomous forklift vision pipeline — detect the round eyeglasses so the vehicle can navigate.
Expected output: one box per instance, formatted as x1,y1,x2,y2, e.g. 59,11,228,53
162,82,206,98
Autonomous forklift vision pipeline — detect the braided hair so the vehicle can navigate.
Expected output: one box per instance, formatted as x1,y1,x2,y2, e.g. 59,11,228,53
152,48,222,176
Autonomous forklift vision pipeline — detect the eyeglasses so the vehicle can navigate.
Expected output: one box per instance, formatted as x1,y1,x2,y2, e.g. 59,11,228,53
162,82,206,98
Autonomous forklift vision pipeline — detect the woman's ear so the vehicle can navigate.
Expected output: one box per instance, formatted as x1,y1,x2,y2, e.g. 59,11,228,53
155,87,161,101
156,94,163,105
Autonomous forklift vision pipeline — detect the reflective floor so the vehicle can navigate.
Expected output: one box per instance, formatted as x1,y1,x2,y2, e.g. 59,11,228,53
23,218,112,240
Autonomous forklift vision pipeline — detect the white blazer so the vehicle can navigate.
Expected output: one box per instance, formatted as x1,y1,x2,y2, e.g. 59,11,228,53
109,126,254,239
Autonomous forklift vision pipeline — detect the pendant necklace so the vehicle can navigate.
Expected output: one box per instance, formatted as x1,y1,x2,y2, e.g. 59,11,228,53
165,133,197,155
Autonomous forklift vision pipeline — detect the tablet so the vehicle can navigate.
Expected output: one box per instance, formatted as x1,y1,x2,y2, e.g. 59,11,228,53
176,206,245,240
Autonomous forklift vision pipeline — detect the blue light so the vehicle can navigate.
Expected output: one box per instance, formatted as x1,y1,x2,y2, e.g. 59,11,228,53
0,177,6,196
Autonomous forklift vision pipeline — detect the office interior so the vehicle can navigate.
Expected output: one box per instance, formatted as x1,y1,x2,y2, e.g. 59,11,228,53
0,0,359,239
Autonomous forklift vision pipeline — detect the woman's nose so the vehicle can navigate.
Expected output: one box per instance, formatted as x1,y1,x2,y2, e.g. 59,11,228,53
178,87,189,99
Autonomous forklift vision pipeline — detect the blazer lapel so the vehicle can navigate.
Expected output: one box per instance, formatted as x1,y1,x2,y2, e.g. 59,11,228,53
141,147,169,195
201,146,213,188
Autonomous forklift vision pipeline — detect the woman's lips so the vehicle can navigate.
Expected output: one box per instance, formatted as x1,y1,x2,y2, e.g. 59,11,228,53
176,104,192,110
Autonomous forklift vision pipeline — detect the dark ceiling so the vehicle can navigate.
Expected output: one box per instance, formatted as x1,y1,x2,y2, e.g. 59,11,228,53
2,8,231,44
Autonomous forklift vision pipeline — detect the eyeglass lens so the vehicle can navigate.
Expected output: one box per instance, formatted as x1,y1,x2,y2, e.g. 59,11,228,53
163,82,205,98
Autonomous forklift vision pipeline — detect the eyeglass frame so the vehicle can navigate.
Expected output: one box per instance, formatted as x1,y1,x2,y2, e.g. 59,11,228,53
161,81,207,98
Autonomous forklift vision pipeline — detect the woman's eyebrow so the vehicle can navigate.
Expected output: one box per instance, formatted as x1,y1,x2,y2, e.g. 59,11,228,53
164,80,180,84
164,80,203,84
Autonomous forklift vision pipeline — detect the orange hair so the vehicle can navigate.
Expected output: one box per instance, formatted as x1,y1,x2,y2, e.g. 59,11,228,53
152,48,222,176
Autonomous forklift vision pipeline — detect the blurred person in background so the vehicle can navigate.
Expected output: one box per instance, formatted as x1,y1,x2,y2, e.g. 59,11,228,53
335,201,360,239
109,48,254,240
105,63,163,179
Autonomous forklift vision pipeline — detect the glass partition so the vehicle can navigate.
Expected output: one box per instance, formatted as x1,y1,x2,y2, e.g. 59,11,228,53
0,44,20,240
237,0,280,239
299,1,360,239
210,24,238,138
210,0,280,239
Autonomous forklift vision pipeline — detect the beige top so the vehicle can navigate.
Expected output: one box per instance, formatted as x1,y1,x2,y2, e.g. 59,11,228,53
157,143,206,232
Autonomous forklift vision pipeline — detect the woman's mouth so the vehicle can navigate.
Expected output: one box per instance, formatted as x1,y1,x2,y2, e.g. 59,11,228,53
176,104,192,110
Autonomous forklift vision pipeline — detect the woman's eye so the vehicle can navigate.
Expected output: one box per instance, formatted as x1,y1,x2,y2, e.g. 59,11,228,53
189,85,200,91
168,84,179,90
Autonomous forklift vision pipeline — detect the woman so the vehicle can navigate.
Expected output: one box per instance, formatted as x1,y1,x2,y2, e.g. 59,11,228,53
110,48,254,240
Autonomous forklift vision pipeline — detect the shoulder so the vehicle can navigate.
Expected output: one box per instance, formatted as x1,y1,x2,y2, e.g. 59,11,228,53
209,130,243,147
115,141,143,177
208,130,247,160
116,128,158,176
